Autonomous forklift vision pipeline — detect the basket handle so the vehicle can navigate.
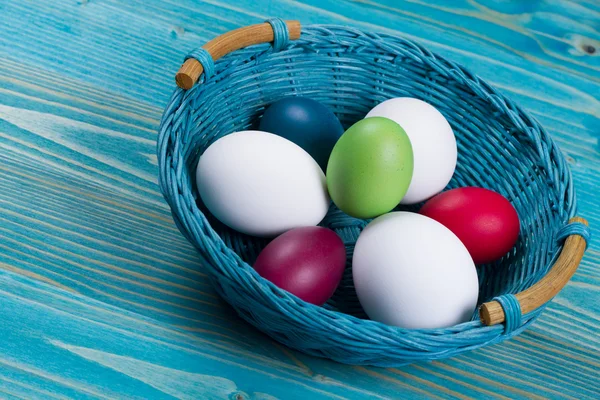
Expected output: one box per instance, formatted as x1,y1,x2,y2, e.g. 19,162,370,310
175,20,302,90
480,216,589,326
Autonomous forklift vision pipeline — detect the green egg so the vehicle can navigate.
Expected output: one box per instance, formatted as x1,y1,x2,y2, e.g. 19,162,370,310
326,117,414,219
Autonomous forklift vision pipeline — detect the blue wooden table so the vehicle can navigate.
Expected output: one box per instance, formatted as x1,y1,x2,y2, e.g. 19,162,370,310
1,1,599,398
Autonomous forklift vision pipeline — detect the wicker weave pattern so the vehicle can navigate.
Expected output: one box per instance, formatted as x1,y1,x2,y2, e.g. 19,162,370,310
158,24,576,366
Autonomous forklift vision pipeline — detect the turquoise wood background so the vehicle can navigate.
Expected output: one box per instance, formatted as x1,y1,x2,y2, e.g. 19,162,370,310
1,0,599,398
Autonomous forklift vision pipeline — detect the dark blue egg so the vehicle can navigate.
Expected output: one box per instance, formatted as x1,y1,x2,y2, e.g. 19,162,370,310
259,97,344,170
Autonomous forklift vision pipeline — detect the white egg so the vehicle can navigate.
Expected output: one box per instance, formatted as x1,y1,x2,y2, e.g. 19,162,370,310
353,212,478,329
196,130,330,237
366,98,457,204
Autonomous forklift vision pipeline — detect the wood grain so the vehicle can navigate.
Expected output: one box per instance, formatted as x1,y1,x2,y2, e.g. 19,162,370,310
1,0,599,398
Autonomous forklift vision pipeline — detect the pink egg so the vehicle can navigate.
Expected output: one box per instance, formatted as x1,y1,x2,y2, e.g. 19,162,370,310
253,227,347,305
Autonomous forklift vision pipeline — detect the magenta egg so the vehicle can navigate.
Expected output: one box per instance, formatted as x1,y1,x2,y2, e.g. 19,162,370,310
253,226,347,305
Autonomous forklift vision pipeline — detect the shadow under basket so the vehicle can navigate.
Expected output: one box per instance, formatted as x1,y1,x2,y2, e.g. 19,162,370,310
157,18,591,366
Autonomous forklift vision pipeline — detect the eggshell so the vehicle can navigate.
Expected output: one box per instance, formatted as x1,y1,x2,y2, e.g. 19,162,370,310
259,97,344,170
326,117,414,219
353,212,479,329
420,187,520,264
254,227,346,305
196,131,330,237
366,98,457,204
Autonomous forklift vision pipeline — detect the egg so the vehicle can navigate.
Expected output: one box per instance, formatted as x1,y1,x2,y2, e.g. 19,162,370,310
259,97,344,170
366,98,457,204
353,212,479,329
253,227,346,305
196,131,330,237
420,187,520,264
326,117,414,219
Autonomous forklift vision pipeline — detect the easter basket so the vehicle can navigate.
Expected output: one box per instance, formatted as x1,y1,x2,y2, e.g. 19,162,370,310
157,19,591,366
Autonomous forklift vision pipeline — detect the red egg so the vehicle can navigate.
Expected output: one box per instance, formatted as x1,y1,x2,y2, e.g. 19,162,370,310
420,187,520,264
253,226,347,305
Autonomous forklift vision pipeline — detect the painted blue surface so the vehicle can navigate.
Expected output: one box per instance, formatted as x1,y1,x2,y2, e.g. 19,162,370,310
0,0,599,398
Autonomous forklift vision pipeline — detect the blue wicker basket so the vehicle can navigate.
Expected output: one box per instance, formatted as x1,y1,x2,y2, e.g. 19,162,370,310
157,19,591,366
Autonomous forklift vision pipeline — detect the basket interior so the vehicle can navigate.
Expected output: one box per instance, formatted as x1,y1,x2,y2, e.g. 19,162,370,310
176,29,572,319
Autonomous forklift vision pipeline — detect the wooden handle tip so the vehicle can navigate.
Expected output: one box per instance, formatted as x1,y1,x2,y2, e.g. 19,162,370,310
479,303,496,325
176,58,204,89
176,72,194,90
